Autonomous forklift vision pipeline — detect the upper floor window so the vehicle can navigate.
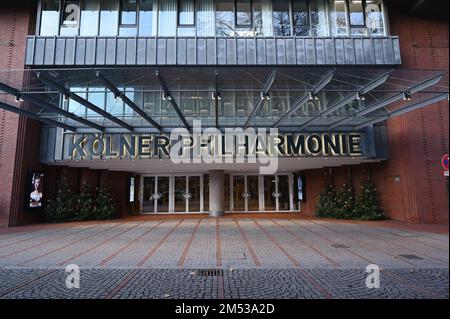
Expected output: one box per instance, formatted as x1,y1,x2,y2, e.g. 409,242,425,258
37,0,387,37
178,0,195,26
272,0,291,36
40,0,61,36
236,0,253,27
120,0,138,25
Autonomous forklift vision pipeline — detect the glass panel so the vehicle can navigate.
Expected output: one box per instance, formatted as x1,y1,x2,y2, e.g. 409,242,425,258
100,0,119,36
87,88,105,119
120,0,137,24
264,176,276,211
189,176,201,212
233,176,245,211
203,175,209,212
349,0,364,26
253,0,273,36
197,0,215,36
68,86,86,117
216,0,235,36
106,90,124,116
329,0,348,36
157,177,170,212
80,0,99,36
310,0,328,36
366,0,385,36
139,0,155,35
40,0,61,36
236,0,252,26
143,176,155,212
174,176,187,212
273,0,291,36
247,176,259,211
293,0,310,36
278,175,290,211
158,0,177,36
179,0,195,25
60,0,80,35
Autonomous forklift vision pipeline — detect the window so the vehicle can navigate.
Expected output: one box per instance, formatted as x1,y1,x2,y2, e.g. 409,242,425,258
216,0,235,36
348,0,365,26
178,0,195,26
100,0,119,36
273,0,291,36
80,0,99,36
329,0,348,36
60,0,80,35
293,0,310,36
236,0,252,27
366,0,385,36
40,0,61,36
120,0,138,25
139,0,155,35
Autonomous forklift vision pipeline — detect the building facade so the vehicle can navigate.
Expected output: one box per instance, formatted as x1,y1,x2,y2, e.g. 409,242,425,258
0,0,448,226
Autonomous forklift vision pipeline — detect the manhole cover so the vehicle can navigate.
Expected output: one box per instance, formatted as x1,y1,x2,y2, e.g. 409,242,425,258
331,244,350,249
197,269,224,276
398,254,423,260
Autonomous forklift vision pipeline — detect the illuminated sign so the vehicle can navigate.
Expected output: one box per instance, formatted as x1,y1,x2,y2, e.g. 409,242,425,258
63,132,364,160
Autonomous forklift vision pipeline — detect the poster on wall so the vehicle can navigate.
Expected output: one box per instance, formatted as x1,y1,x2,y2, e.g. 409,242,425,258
129,177,135,203
297,175,306,203
29,171,45,209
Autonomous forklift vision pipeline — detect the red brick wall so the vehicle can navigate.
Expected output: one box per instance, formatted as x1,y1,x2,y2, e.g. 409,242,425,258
0,4,35,227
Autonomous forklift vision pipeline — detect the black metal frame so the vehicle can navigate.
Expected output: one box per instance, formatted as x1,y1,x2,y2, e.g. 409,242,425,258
119,0,139,27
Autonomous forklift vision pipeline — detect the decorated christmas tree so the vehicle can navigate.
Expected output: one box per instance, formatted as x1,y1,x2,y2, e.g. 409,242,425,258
353,179,385,220
44,177,76,222
92,186,115,220
335,181,356,219
315,184,338,218
77,182,93,220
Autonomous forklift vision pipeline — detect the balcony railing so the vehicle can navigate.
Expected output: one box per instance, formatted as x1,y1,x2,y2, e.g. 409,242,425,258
25,36,401,67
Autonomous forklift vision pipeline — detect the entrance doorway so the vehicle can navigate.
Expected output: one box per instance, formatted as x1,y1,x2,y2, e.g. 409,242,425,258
229,174,294,212
142,175,204,213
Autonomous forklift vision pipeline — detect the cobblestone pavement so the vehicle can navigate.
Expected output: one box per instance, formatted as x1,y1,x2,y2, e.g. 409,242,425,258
0,268,447,299
0,218,448,299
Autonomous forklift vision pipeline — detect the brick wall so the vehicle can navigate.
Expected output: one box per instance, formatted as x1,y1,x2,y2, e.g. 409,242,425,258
0,4,34,227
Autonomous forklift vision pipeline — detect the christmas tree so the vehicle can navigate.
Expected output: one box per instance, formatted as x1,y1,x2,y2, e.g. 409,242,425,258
335,181,356,219
353,179,385,220
315,184,338,218
44,177,76,222
77,182,93,220
92,186,115,220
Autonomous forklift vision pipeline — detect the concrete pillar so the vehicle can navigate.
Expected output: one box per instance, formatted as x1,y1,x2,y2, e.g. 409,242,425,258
209,170,225,217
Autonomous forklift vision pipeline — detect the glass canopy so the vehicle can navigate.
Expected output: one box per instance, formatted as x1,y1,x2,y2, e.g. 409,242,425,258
0,67,448,132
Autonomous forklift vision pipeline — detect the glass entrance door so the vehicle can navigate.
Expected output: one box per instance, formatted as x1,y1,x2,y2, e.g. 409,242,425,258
142,175,203,214
143,176,170,213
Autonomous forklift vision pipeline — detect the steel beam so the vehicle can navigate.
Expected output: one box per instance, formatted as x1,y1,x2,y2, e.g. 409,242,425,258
355,93,449,130
328,72,445,129
0,101,76,131
244,70,277,129
96,71,162,131
273,70,335,128
36,72,133,131
0,81,103,131
154,70,190,130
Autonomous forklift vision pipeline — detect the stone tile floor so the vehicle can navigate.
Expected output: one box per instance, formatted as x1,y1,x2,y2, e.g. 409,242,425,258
0,218,448,299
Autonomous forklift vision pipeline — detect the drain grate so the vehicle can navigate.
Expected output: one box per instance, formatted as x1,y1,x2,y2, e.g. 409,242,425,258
197,269,224,276
331,244,350,249
398,254,423,260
